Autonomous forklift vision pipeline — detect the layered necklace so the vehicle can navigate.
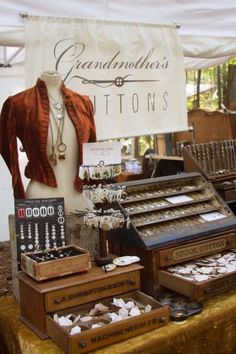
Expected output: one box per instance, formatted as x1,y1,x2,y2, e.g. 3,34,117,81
48,92,67,166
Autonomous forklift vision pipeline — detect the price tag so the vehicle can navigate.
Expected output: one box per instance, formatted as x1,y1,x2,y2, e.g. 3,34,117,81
200,212,226,222
83,141,121,165
165,195,193,204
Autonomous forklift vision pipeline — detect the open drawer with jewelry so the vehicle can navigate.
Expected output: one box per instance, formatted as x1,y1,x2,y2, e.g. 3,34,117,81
109,172,236,298
46,290,169,354
183,140,236,202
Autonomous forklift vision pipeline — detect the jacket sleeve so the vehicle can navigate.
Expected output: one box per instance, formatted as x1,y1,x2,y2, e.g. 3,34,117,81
0,97,26,199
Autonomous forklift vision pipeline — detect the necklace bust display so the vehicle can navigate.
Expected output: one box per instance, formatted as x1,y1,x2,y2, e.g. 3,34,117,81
0,68,97,212
25,70,95,213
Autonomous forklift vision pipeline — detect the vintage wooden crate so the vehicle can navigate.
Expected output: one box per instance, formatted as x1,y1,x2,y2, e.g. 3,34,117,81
18,263,144,339
109,173,236,299
21,244,91,281
46,290,169,354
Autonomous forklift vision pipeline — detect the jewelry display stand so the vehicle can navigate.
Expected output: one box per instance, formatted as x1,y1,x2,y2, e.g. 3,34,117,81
109,172,236,299
76,162,127,266
183,140,236,203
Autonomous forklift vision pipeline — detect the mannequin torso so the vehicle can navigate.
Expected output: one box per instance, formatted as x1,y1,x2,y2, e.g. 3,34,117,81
26,72,89,212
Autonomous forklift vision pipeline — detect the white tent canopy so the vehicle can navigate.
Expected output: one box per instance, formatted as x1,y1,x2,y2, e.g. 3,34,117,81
0,0,236,69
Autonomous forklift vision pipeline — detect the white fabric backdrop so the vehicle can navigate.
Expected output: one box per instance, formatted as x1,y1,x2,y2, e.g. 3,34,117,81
25,16,187,140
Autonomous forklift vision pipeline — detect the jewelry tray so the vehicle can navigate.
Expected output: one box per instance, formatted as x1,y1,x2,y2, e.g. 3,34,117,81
21,244,91,281
110,172,236,250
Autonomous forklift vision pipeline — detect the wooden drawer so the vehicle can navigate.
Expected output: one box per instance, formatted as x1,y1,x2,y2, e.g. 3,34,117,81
157,233,236,267
158,269,236,301
45,269,141,312
46,290,169,354
158,250,236,301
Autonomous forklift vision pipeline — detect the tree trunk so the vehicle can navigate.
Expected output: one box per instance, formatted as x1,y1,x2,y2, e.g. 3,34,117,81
196,69,201,108
227,64,236,110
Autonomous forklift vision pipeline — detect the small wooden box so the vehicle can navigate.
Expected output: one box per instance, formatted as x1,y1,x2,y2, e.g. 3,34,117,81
18,263,144,339
21,245,91,281
46,291,169,354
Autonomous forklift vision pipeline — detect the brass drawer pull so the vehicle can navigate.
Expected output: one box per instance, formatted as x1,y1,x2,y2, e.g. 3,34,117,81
204,287,212,295
128,278,136,285
54,298,62,304
159,316,166,323
79,341,86,348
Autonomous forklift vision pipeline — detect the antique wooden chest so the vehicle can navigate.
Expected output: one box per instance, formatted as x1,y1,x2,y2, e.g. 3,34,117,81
109,172,236,300
18,262,169,349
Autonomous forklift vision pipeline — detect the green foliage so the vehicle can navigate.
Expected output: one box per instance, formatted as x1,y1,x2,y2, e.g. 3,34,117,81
186,58,236,111
138,135,154,156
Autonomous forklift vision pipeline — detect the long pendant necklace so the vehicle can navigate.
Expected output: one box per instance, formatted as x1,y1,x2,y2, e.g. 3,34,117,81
48,96,67,165
48,92,64,119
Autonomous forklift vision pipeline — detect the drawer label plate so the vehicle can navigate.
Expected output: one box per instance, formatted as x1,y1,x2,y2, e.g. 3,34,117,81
173,238,227,261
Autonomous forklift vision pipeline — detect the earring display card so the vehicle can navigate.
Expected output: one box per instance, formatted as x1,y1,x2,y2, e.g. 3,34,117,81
15,198,66,271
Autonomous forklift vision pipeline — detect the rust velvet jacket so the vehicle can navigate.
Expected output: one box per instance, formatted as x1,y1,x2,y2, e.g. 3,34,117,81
0,78,97,199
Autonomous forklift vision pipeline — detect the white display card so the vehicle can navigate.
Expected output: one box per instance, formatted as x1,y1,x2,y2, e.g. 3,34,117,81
165,195,193,204
82,141,121,165
200,212,226,222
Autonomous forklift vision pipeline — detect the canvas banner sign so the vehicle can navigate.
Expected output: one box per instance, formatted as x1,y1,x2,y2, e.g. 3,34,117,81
24,16,187,140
